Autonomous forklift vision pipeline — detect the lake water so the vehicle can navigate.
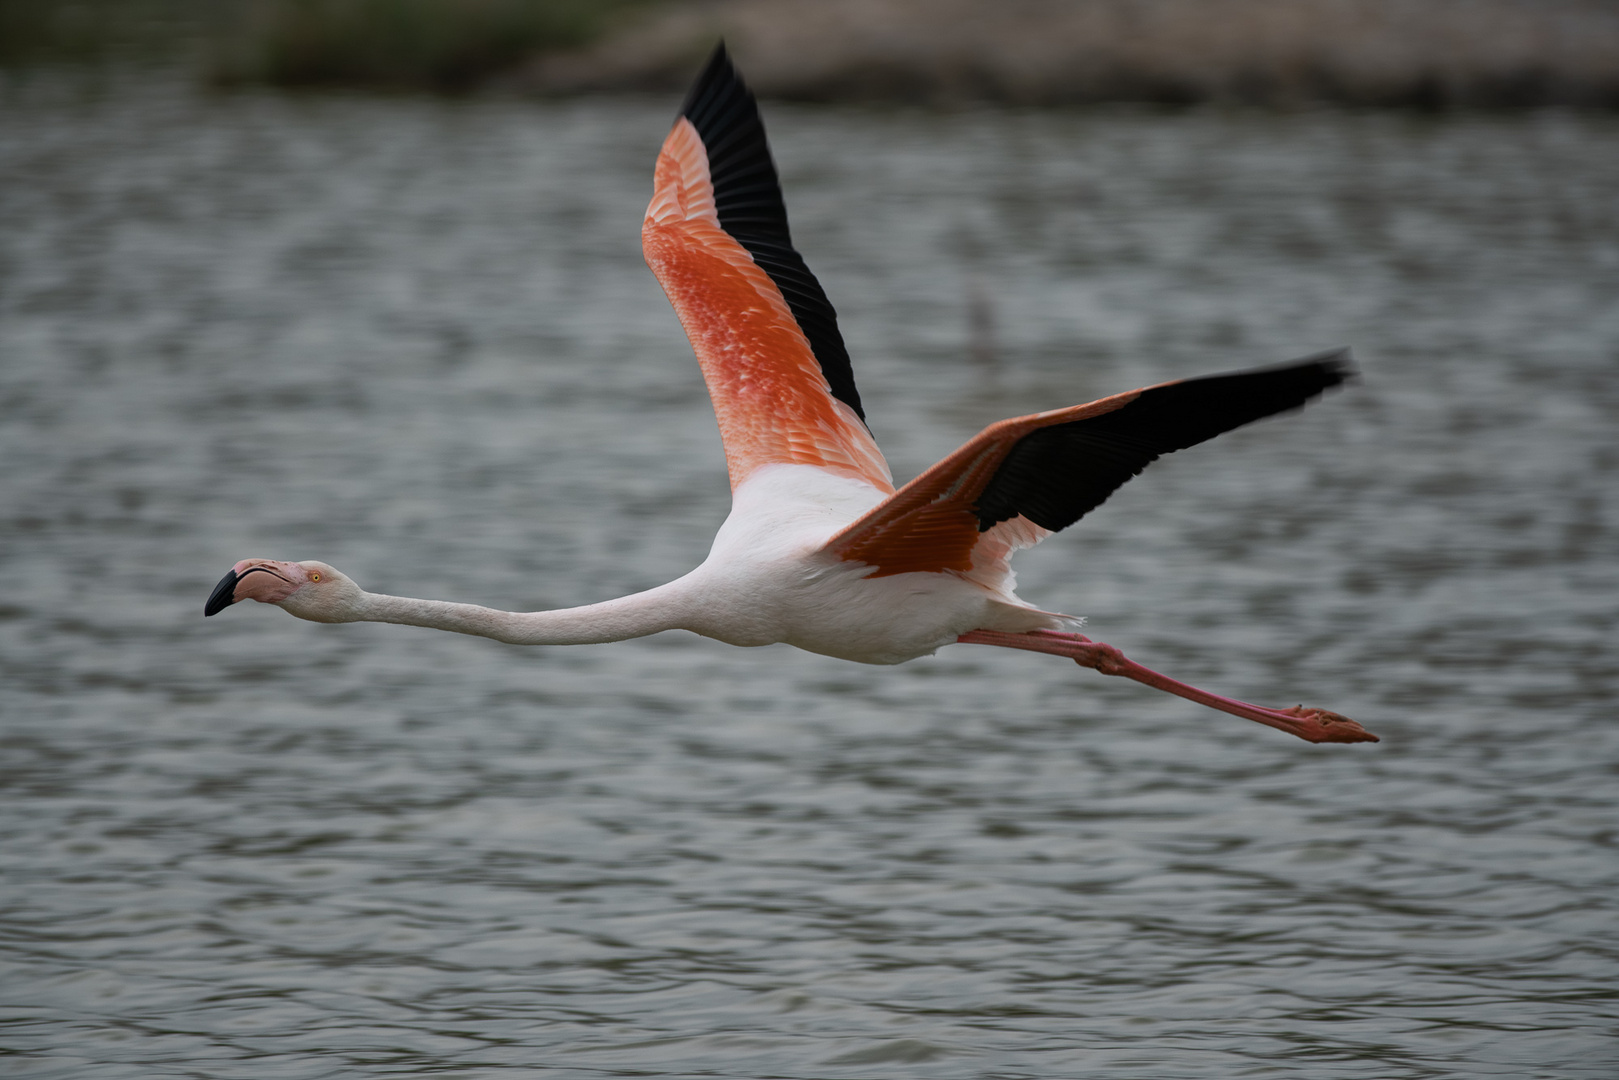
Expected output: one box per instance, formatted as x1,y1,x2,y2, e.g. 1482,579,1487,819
2,74,1616,1078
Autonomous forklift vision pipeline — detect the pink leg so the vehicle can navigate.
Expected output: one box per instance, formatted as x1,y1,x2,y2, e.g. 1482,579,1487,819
957,629,1378,744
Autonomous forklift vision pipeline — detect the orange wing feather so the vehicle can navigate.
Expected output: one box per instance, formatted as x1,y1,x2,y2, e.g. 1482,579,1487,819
642,119,892,494
822,390,1143,578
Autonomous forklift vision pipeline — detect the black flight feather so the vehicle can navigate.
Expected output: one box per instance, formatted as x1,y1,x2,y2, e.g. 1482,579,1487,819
974,349,1354,533
679,43,866,422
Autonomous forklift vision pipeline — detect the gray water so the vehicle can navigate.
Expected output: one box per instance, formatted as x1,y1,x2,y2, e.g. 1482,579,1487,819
2,75,1616,1078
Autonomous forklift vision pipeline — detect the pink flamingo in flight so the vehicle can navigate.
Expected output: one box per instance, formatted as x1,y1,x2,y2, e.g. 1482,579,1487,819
206,46,1376,745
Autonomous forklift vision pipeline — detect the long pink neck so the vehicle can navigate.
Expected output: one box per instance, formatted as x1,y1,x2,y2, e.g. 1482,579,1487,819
348,580,694,646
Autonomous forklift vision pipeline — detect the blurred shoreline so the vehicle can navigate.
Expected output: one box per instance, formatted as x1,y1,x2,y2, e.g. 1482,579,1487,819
3,0,1618,107
525,0,1619,108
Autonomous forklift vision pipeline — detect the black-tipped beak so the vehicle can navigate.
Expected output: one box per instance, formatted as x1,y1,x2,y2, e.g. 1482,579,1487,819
204,569,239,617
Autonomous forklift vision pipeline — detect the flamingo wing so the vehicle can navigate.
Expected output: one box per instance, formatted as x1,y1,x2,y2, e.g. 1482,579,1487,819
821,350,1353,579
642,44,893,494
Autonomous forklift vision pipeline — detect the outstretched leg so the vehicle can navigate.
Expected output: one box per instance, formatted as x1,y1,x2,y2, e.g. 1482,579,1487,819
957,629,1377,744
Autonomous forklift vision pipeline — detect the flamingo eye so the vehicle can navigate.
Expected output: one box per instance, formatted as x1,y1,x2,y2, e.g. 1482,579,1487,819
309,572,322,582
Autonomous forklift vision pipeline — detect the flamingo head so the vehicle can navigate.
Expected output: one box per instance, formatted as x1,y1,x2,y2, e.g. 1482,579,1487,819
204,559,361,623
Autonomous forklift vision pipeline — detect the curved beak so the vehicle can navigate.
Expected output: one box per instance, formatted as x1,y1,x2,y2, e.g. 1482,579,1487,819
204,560,307,616
204,568,240,616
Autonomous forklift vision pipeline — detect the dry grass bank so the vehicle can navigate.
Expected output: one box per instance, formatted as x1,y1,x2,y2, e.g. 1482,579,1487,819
526,0,1619,107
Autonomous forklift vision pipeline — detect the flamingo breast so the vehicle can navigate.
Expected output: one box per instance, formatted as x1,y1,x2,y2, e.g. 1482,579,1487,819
682,465,1066,664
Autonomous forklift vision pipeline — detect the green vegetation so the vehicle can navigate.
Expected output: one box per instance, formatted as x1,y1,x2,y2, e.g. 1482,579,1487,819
0,0,220,66
0,0,650,90
214,0,650,91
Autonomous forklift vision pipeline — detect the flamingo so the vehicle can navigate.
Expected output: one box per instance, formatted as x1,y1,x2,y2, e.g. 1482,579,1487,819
205,45,1375,745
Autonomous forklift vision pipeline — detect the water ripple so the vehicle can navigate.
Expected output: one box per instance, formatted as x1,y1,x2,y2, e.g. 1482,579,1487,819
1,77,1616,1078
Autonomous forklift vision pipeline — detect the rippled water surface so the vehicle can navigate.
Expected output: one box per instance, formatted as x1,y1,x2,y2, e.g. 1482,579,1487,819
2,76,1617,1078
